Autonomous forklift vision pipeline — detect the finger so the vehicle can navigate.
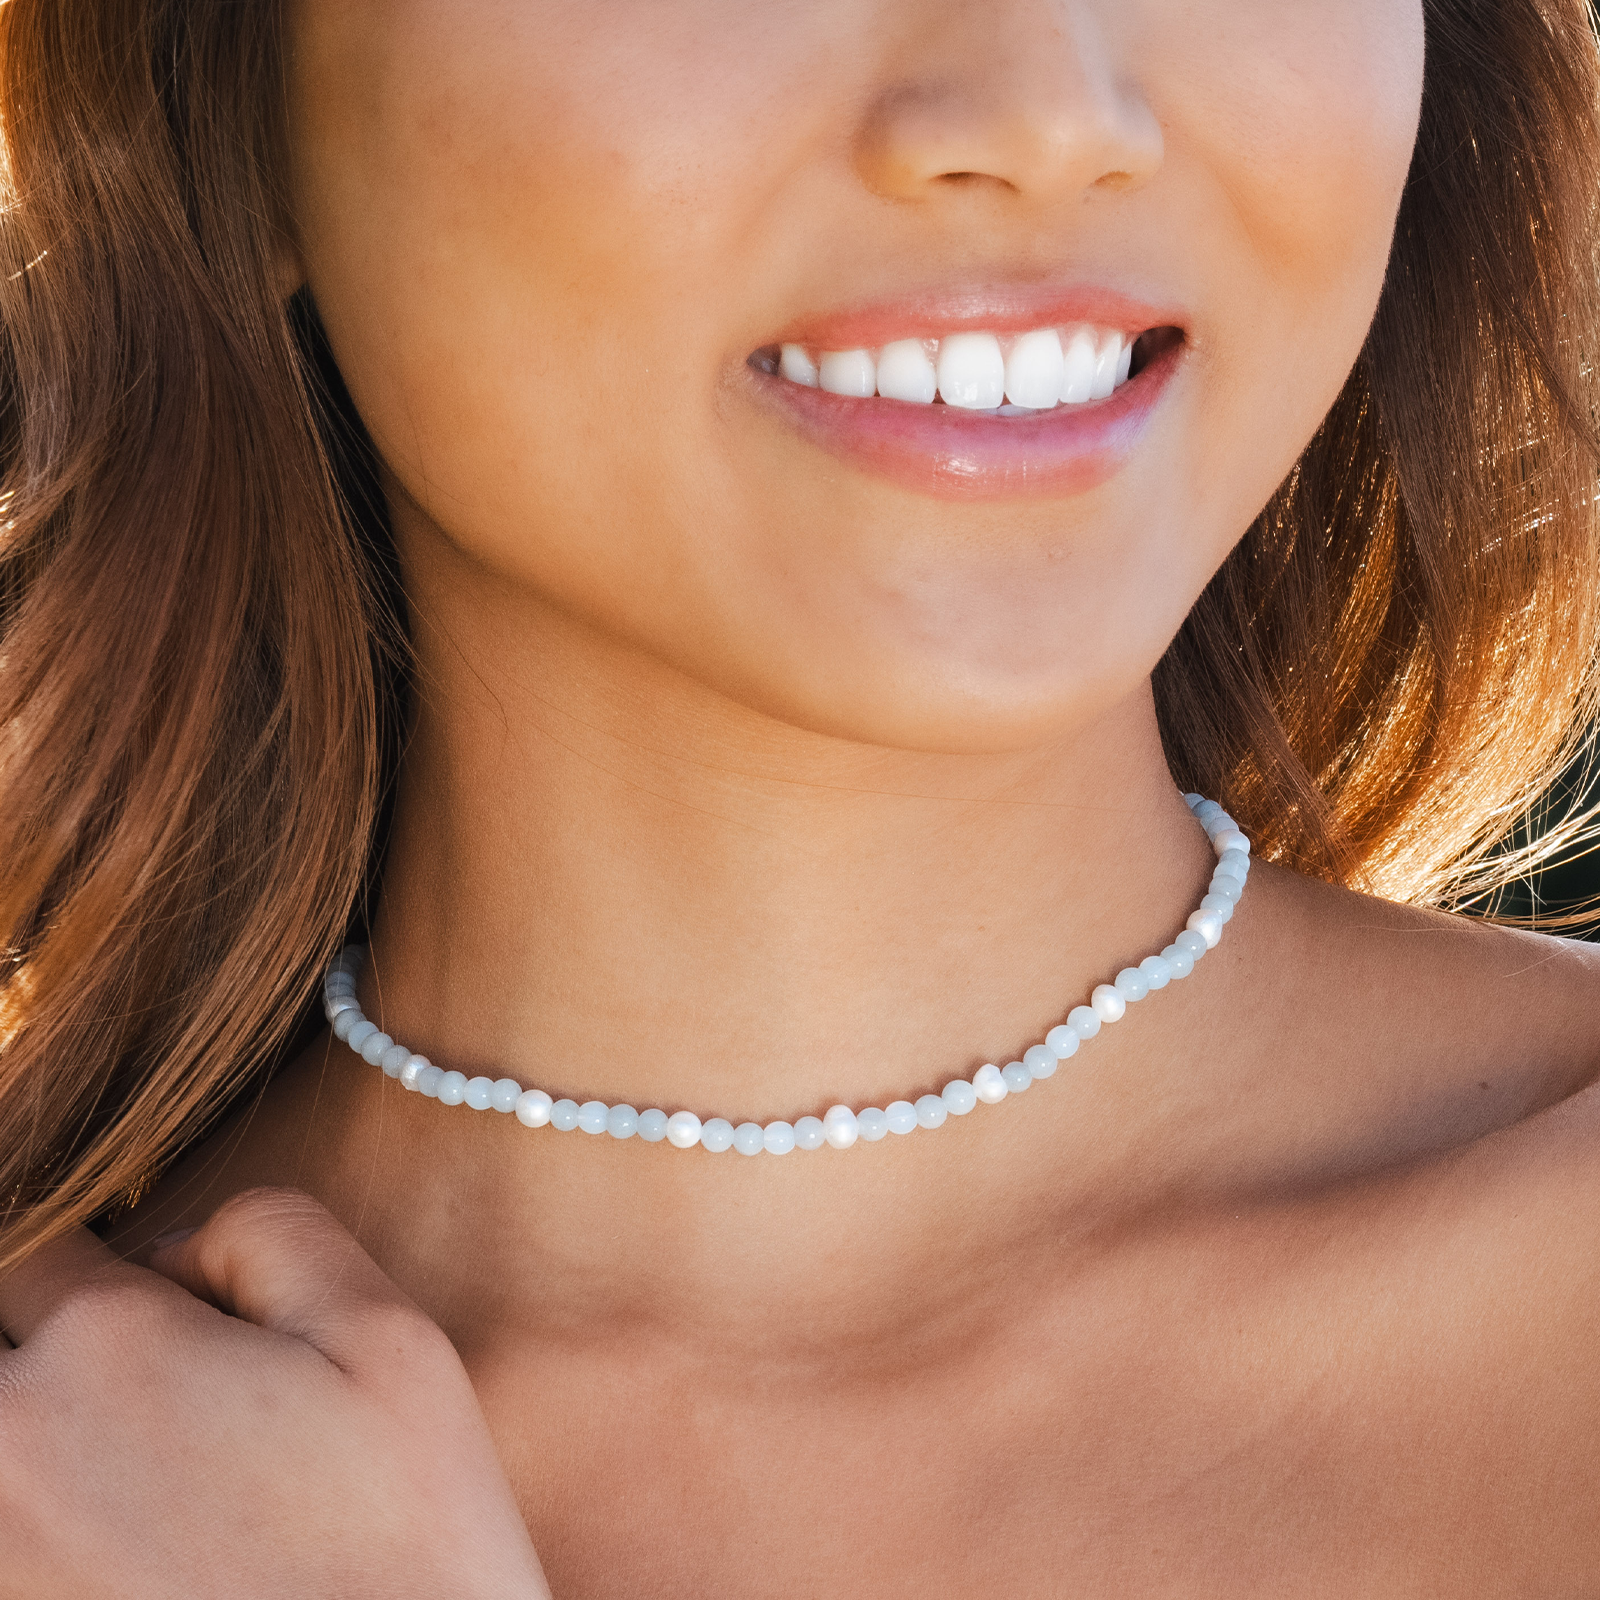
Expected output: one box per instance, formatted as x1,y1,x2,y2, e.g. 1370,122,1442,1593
145,1186,422,1373
0,1226,143,1345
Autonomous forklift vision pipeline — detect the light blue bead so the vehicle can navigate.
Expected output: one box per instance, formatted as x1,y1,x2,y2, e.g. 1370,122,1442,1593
490,1078,521,1112
915,1093,948,1128
763,1121,796,1154
941,1080,978,1115
1140,955,1173,989
733,1121,765,1155
1113,967,1149,1002
464,1075,494,1110
345,1019,377,1053
1068,1005,1100,1040
607,1104,638,1139
1022,1044,1056,1079
1001,1061,1032,1093
578,1100,609,1134
794,1115,827,1150
886,1100,918,1135
1162,943,1195,979
550,1098,581,1131
857,1108,890,1141
1174,929,1208,959
700,1117,734,1152
436,1071,468,1107
1045,1025,1079,1059
637,1108,669,1142
417,1064,444,1097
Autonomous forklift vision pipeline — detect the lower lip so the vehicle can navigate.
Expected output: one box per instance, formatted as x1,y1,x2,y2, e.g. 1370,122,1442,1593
748,337,1183,503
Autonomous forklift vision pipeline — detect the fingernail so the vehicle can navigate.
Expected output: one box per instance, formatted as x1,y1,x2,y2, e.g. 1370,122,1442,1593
149,1226,197,1254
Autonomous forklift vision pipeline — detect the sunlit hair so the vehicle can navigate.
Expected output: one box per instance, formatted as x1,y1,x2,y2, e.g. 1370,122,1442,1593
1,0,1598,1269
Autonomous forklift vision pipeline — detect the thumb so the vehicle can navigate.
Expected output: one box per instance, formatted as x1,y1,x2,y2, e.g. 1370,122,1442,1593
145,1186,431,1376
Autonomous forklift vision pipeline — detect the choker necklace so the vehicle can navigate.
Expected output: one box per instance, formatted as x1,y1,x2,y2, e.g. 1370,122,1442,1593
323,793,1250,1155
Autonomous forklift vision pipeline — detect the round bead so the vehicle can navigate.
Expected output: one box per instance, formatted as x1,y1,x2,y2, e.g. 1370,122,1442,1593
607,1104,639,1139
1208,874,1243,902
1183,792,1205,809
1090,984,1126,1023
380,1042,411,1077
667,1111,703,1148
915,1093,948,1129
733,1121,765,1156
1139,955,1173,990
417,1064,445,1097
1217,847,1251,878
550,1098,581,1131
1113,967,1150,1002
972,1063,1009,1104
886,1100,919,1135
344,1018,377,1053
857,1107,890,1141
637,1109,669,1142
577,1100,609,1134
437,1071,468,1107
1162,942,1195,979
359,1031,394,1066
1001,1061,1032,1093
325,970,356,990
464,1075,495,1110
794,1115,827,1150
763,1120,796,1155
1174,929,1208,960
399,1055,430,1091
325,995,358,1020
700,1117,735,1153
1068,1006,1101,1040
1186,909,1223,948
823,1106,860,1148
515,1089,553,1127
942,1079,978,1115
1022,1043,1057,1080
1045,1025,1080,1059
1200,892,1234,922
1212,828,1250,857
332,1009,364,1042
490,1078,521,1113
1193,800,1224,825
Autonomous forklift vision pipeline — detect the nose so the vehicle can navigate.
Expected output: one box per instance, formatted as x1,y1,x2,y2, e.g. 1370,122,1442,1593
854,1,1163,206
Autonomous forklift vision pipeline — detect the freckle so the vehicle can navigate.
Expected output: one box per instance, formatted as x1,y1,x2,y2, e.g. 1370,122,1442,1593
1477,1080,1491,1091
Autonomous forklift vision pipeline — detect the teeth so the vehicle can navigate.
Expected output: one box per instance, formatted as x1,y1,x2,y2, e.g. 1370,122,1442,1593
937,332,1006,410
875,339,938,403
784,323,1143,410
818,348,876,397
1004,329,1065,410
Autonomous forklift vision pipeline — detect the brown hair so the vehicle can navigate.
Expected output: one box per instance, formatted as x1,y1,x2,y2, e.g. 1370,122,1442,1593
2,0,1598,1270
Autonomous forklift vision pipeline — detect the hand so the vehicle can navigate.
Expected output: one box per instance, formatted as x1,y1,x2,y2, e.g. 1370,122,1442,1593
0,1188,550,1600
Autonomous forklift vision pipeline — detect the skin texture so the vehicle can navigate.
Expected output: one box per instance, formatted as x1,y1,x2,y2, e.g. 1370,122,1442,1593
5,0,1600,1595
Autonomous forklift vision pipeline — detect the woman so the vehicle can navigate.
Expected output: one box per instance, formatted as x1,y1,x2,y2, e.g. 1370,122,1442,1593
1,0,1598,1592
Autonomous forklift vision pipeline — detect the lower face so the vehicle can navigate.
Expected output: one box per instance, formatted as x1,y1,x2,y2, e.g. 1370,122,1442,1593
286,0,1425,754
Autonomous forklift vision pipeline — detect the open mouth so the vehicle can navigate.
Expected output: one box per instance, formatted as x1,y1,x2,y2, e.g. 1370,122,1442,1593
749,325,1181,414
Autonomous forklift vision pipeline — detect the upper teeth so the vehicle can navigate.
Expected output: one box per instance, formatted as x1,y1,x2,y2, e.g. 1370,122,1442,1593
777,326,1135,410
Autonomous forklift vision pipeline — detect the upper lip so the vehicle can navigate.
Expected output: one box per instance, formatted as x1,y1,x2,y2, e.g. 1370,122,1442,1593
762,283,1187,353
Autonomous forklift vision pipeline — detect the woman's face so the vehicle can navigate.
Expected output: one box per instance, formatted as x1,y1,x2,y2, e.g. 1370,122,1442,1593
287,0,1424,752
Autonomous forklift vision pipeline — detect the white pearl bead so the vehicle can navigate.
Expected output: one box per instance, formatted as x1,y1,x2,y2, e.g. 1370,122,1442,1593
1200,892,1234,922
516,1089,553,1127
1162,942,1195,979
607,1104,638,1139
667,1110,703,1148
490,1078,521,1112
380,1043,411,1077
1045,1025,1079,1059
1001,1061,1032,1093
763,1120,796,1154
857,1107,890,1140
794,1115,827,1150
578,1100,609,1134
823,1106,860,1148
1139,954,1173,989
733,1121,765,1155
637,1108,669,1142
1174,929,1208,959
1217,847,1251,878
972,1063,1009,1104
1068,1006,1101,1040
461,1075,493,1110
1113,967,1150,1002
359,1031,394,1067
437,1071,468,1107
915,1093,948,1128
1212,828,1250,857
1090,984,1126,1023
700,1117,735,1153
344,1018,377,1052
941,1079,978,1115
1022,1043,1057,1079
1186,909,1223,948
400,1055,430,1090
550,1098,581,1131
886,1100,918,1135
332,1009,363,1042
417,1064,445,1097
